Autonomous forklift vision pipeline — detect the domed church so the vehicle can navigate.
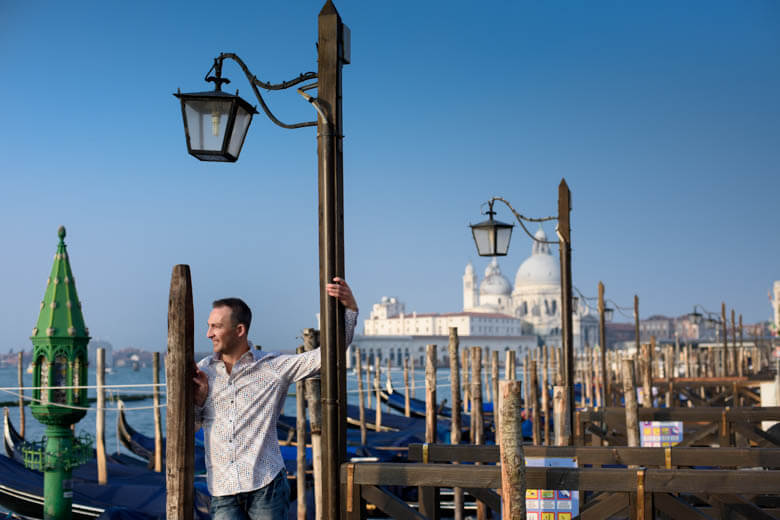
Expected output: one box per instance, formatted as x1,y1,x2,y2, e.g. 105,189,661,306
463,226,598,350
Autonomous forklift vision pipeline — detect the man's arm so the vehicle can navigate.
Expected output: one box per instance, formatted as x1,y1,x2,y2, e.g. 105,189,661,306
326,277,359,347
193,363,208,430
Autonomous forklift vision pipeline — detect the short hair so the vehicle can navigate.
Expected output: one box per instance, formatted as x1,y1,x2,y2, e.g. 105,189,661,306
212,298,252,332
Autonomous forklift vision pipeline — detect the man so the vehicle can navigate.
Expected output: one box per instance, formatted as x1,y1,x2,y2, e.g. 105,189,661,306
194,277,358,520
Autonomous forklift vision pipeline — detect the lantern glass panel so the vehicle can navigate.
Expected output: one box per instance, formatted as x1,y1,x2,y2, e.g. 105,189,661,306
39,357,49,404
495,226,512,255
604,308,614,322
73,357,81,402
183,98,234,152
472,226,494,256
53,355,67,404
227,105,252,158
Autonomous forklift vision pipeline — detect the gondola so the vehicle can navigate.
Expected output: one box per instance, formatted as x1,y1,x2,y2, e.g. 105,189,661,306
1,409,210,520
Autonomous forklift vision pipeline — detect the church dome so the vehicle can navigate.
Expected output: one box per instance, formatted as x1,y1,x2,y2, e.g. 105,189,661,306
514,226,560,287
480,258,511,295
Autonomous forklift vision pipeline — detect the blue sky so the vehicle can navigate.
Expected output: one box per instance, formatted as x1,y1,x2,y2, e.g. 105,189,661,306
1,1,778,353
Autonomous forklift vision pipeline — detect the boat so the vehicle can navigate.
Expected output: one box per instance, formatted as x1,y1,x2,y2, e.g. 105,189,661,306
1,409,210,519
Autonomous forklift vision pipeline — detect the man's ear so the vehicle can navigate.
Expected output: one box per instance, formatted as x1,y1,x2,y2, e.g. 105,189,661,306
236,323,247,338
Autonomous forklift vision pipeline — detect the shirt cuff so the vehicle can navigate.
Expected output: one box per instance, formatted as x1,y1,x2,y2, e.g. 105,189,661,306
345,308,358,346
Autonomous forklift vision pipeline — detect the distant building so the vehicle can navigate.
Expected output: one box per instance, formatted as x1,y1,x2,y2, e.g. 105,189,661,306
350,225,600,367
772,281,780,336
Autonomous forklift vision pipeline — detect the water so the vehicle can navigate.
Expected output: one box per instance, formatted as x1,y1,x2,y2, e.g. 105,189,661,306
0,360,507,457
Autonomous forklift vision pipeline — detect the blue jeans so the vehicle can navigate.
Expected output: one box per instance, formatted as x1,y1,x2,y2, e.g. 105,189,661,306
210,470,290,520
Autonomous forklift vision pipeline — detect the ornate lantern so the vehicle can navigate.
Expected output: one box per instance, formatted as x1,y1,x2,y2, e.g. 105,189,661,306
27,226,92,519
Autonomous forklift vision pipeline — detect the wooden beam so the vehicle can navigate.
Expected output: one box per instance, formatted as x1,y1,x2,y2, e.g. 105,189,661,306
361,485,424,519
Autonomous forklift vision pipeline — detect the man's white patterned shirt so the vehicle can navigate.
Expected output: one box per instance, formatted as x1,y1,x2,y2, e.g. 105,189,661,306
195,308,357,496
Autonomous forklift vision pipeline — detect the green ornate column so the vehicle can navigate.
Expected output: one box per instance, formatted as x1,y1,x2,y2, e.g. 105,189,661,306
26,226,92,520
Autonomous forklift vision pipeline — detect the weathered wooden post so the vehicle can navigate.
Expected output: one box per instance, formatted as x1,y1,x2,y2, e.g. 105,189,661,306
585,347,593,407
17,351,25,438
721,302,729,376
153,351,163,473
641,341,652,408
500,381,526,520
462,348,470,414
622,358,640,447
410,355,416,399
166,264,195,519
420,344,439,520
425,344,437,443
374,357,382,431
506,349,516,381
553,385,568,446
96,348,107,485
530,359,540,445
303,328,322,520
484,347,492,405
598,281,608,409
492,350,499,434
739,314,745,377
403,357,411,417
296,346,308,520
448,328,463,520
523,353,530,410
355,349,366,445
471,346,486,520
541,346,550,445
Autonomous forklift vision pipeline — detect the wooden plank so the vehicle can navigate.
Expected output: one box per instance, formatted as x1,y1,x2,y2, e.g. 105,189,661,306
462,488,500,513
348,463,780,495
676,422,719,448
644,469,780,494
577,492,629,520
704,493,778,520
418,486,439,520
653,492,710,520
350,463,500,488
408,444,780,468
361,485,424,520
733,422,780,448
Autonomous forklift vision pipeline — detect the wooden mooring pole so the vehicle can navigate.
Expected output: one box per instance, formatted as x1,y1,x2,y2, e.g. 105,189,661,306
355,348,366,445
96,348,107,485
165,264,195,519
622,358,640,448
541,346,550,445
500,380,526,520
425,344,437,443
420,344,439,520
296,346,308,520
303,328,322,520
530,359,540,445
448,328,463,520
153,351,162,473
471,346,486,520
403,356,410,417
374,357,382,431
17,352,25,439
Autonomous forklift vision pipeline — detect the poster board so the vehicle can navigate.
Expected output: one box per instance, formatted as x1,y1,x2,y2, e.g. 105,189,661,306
640,421,683,447
525,456,578,520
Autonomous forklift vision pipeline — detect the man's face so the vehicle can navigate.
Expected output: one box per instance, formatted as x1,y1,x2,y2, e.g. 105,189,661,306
207,306,242,356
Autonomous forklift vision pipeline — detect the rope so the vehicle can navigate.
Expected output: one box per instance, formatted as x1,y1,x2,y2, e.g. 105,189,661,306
0,388,166,412
0,383,164,391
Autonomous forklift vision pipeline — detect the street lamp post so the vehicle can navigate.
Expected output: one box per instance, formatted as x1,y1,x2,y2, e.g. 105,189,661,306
175,2,349,516
470,178,575,445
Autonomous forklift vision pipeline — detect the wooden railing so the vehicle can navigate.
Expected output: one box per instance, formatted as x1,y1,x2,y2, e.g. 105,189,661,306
341,443,780,519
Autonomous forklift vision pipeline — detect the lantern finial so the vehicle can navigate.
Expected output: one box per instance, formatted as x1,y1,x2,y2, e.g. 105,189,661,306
58,225,66,241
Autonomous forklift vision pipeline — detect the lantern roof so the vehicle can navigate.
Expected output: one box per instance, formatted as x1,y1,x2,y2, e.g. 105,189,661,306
31,226,90,340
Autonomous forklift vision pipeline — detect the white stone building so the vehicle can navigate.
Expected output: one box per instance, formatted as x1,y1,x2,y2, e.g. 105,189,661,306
464,226,598,350
349,225,598,367
772,281,780,335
